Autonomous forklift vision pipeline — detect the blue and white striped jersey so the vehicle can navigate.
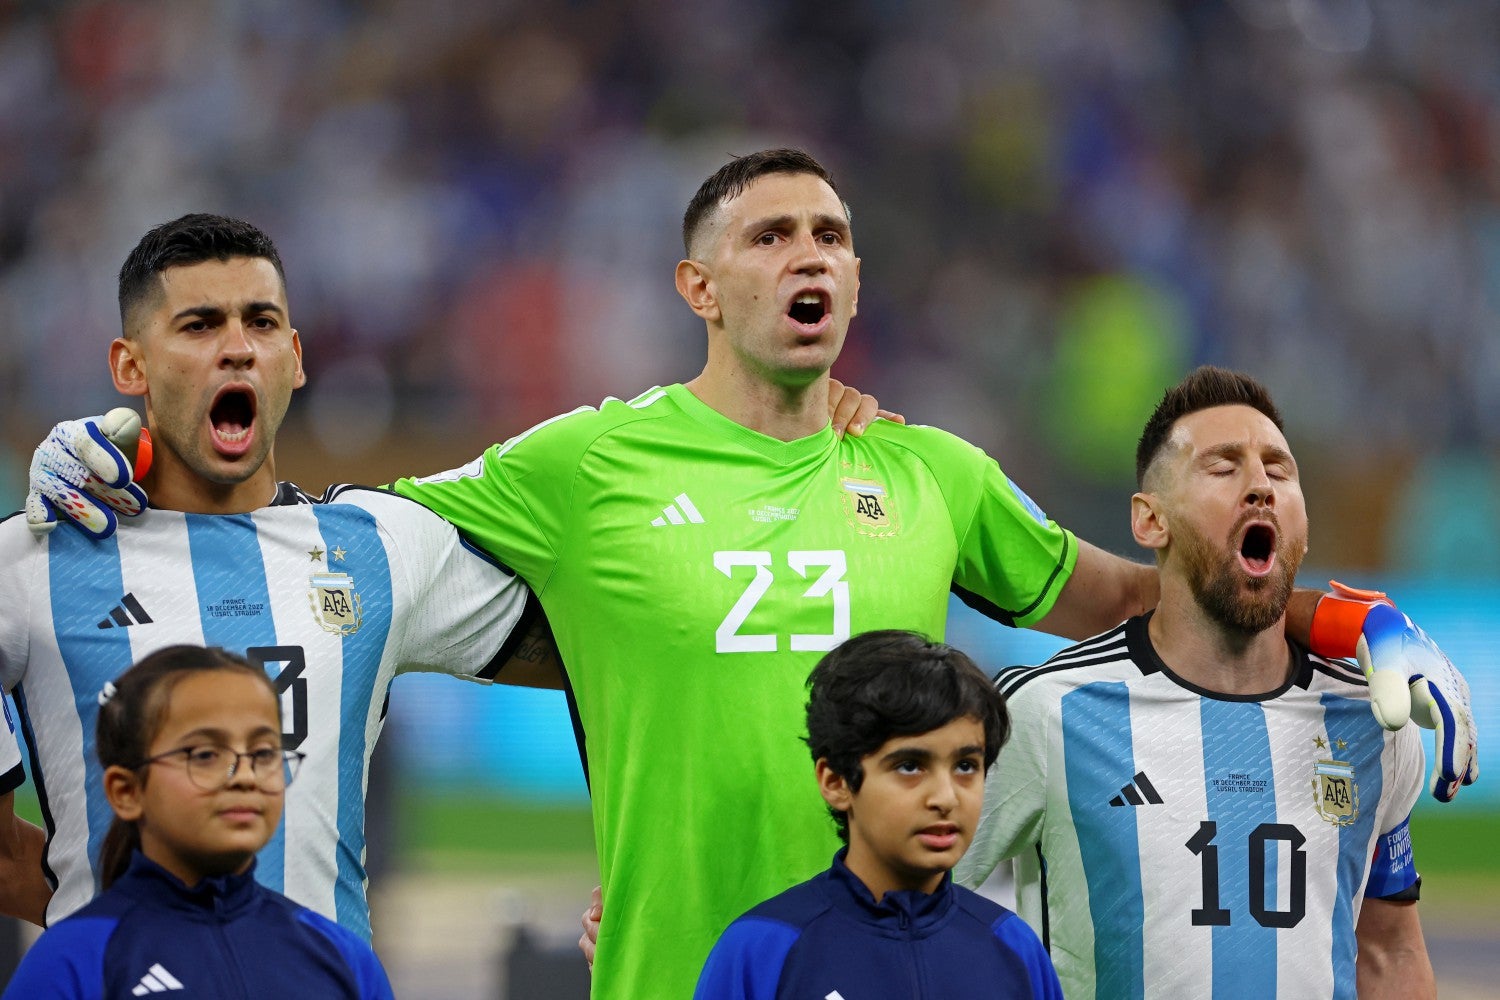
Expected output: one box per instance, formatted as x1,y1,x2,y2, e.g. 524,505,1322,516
955,614,1424,1000
0,483,537,939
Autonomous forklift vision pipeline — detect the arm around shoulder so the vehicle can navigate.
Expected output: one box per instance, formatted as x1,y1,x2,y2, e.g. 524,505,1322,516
1032,540,1157,641
1355,897,1434,1000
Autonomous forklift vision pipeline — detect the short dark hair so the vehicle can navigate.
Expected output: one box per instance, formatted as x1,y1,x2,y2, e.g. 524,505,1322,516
1135,366,1285,488
805,630,1008,844
96,645,277,889
681,148,845,257
118,214,286,332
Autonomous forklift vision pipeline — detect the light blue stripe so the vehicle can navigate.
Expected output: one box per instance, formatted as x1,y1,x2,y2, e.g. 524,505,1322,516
1199,700,1276,999
46,530,134,889
1061,682,1144,1000
1320,693,1386,1000
185,514,284,893
310,504,393,940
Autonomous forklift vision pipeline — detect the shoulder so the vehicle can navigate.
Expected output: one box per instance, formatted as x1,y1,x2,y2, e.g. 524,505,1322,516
295,903,377,956
3,913,116,998
996,620,1138,702
859,419,990,467
736,873,833,931
316,483,457,528
1302,651,1370,694
492,388,677,455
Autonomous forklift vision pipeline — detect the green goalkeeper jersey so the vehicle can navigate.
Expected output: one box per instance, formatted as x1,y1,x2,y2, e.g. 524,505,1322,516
393,384,1077,1000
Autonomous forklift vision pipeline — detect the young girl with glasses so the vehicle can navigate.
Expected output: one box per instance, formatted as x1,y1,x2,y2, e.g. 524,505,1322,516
3,645,393,999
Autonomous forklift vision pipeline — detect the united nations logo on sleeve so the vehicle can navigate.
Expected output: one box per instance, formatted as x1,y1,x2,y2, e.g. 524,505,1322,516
309,572,363,636
1312,758,1359,826
840,477,898,537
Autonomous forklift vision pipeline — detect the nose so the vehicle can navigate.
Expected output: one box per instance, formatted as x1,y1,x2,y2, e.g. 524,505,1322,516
219,320,255,369
788,230,829,274
1245,463,1275,508
225,752,260,789
927,773,958,815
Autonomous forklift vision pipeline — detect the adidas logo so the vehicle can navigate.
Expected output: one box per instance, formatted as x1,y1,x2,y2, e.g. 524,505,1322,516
650,493,704,527
132,963,184,994
97,593,153,630
1108,771,1163,807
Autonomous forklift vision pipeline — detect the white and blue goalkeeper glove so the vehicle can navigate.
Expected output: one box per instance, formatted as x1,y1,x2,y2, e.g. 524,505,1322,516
26,408,149,540
1310,581,1478,802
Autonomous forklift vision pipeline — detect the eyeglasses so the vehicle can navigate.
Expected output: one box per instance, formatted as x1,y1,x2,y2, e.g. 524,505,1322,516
136,744,306,792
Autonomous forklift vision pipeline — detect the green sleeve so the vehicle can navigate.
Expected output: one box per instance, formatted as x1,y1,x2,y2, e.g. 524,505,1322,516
389,416,594,595
882,423,1077,629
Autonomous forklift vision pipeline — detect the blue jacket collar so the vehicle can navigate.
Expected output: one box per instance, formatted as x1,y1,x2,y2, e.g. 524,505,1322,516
825,847,955,931
117,850,261,918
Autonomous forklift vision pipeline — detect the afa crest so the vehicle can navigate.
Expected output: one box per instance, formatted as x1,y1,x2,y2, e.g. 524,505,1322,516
840,477,898,536
1312,758,1359,826
309,572,363,637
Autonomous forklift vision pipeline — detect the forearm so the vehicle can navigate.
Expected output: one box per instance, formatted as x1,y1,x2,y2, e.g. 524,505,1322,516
1356,899,1434,1000
1034,540,1158,641
0,807,51,926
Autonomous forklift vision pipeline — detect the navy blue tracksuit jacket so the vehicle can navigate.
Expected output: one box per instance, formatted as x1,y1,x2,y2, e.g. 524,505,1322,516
3,852,392,999
695,850,1062,999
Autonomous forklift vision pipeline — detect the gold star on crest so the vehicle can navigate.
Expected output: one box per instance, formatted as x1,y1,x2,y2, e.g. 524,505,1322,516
332,546,347,562
1314,736,1327,750
1335,738,1348,751
308,546,324,561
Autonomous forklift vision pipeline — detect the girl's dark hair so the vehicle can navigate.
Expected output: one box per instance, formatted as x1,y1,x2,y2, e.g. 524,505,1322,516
96,645,275,889
805,630,1008,843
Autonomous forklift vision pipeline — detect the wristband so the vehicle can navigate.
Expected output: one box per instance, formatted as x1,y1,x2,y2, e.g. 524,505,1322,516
1308,580,1392,658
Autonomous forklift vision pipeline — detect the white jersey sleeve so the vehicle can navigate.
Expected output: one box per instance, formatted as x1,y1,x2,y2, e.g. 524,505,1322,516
326,487,537,682
955,665,1052,890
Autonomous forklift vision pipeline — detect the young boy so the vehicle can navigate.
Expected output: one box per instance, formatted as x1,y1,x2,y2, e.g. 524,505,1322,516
694,629,1062,999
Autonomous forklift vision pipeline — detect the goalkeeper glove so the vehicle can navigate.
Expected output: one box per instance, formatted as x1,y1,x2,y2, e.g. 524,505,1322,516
26,408,150,540
1310,581,1478,802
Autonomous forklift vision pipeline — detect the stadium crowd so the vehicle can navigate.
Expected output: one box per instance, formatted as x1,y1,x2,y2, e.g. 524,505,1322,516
2,0,1499,555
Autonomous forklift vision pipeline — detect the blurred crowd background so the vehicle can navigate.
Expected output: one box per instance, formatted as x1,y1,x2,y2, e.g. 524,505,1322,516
2,2,1499,993
4,0,1500,569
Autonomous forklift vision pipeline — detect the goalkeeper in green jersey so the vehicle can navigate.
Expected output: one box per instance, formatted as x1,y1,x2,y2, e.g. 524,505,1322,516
32,150,1475,1000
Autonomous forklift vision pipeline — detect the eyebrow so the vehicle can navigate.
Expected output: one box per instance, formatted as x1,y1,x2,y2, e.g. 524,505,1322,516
170,301,285,323
880,743,986,766
742,212,852,239
169,725,281,745
1200,442,1296,467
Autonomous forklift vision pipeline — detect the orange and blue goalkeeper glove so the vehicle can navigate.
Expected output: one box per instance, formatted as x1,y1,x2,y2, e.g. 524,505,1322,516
1310,581,1478,802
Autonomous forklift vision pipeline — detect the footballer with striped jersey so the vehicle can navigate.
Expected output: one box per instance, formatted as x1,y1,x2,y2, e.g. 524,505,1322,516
956,367,1433,1000
0,215,557,938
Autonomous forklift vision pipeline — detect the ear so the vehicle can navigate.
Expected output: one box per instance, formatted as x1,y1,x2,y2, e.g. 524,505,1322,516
675,259,721,324
103,765,145,823
290,328,306,389
110,338,148,398
815,759,854,814
1131,491,1170,553
850,256,861,318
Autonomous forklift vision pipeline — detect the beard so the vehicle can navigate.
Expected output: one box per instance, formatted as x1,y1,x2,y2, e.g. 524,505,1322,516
1175,513,1302,637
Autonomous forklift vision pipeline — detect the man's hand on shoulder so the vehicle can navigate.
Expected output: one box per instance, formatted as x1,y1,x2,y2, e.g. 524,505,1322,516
26,408,149,540
1310,581,1478,802
826,378,905,438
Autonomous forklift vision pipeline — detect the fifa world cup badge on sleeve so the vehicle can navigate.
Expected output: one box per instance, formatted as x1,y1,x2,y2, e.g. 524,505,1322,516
310,572,363,636
1312,757,1359,826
